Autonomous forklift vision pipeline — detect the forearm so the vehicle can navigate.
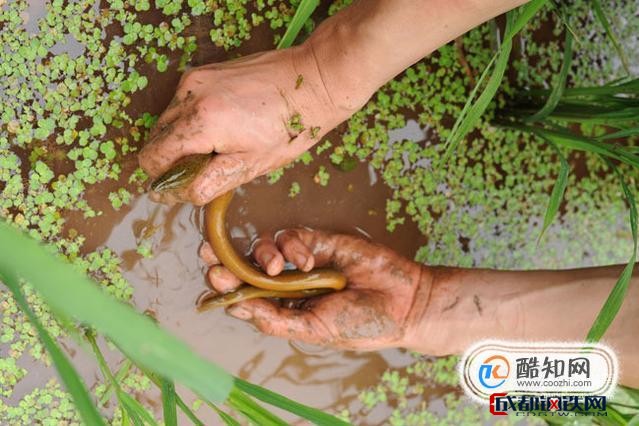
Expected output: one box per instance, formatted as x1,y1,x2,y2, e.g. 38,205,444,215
303,0,529,111
406,264,639,385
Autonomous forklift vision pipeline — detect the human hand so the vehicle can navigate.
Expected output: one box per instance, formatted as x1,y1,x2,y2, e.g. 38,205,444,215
199,228,432,351
139,43,366,205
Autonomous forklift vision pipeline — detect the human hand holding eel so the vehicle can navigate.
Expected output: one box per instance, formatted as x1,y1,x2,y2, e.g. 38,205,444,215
139,0,529,204
199,228,432,351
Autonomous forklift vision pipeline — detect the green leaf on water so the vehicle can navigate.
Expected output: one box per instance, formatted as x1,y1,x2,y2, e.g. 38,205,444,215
0,276,106,426
586,160,637,342
276,0,319,49
526,30,573,123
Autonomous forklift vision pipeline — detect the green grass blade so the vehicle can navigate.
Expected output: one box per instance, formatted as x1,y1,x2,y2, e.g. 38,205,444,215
87,332,158,426
227,388,289,426
506,0,549,39
586,160,637,342
549,1,580,44
592,0,631,75
276,0,319,49
209,403,241,426
235,378,350,426
443,38,512,161
0,276,106,426
536,139,569,243
119,391,159,426
597,127,639,141
0,220,234,403
176,396,205,426
443,1,549,163
524,125,639,168
526,31,573,122
161,378,178,426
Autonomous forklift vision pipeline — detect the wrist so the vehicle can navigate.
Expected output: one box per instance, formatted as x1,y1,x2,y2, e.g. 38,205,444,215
403,266,468,355
297,9,383,117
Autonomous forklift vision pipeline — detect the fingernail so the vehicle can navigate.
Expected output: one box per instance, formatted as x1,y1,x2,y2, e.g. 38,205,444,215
260,252,273,267
228,305,252,320
294,253,308,269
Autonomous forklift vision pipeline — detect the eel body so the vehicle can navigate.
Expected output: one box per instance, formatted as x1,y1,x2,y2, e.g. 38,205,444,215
151,154,347,309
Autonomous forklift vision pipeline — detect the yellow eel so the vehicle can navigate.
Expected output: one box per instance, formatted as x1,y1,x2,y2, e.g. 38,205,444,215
150,154,347,310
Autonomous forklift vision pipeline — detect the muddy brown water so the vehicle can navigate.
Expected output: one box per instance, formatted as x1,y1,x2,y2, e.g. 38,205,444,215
4,2,451,424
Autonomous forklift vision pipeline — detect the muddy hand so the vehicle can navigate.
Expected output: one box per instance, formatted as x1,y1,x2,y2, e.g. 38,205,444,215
199,229,430,351
138,44,363,206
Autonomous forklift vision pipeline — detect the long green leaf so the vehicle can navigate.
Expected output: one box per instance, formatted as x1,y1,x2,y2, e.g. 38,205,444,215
526,30,573,122
227,388,289,426
175,396,205,426
119,392,158,426
0,276,106,426
276,0,319,49
87,332,158,426
586,160,637,342
597,127,639,141
517,125,639,169
161,378,178,426
0,221,234,403
537,139,570,242
592,0,631,75
442,14,514,162
235,378,350,426
210,403,241,426
506,0,549,39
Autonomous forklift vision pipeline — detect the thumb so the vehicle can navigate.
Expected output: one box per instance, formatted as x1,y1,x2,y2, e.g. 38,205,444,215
153,153,249,205
227,299,334,345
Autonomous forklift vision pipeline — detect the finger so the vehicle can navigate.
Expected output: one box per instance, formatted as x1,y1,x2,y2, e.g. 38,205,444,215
198,241,219,265
207,265,242,293
227,299,334,345
183,153,251,205
139,114,213,179
252,235,285,276
274,229,314,272
147,93,186,142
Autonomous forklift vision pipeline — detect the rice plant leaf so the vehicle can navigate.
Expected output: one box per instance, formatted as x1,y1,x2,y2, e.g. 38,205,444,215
0,275,106,426
527,126,639,169
276,0,319,49
160,378,178,426
0,221,234,403
235,378,350,426
526,31,573,122
119,391,159,425
227,388,289,426
442,32,513,162
176,396,205,426
87,332,158,426
506,0,549,40
549,1,580,44
210,403,241,426
586,160,637,342
592,0,631,75
443,1,550,163
537,139,569,242
597,127,639,141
